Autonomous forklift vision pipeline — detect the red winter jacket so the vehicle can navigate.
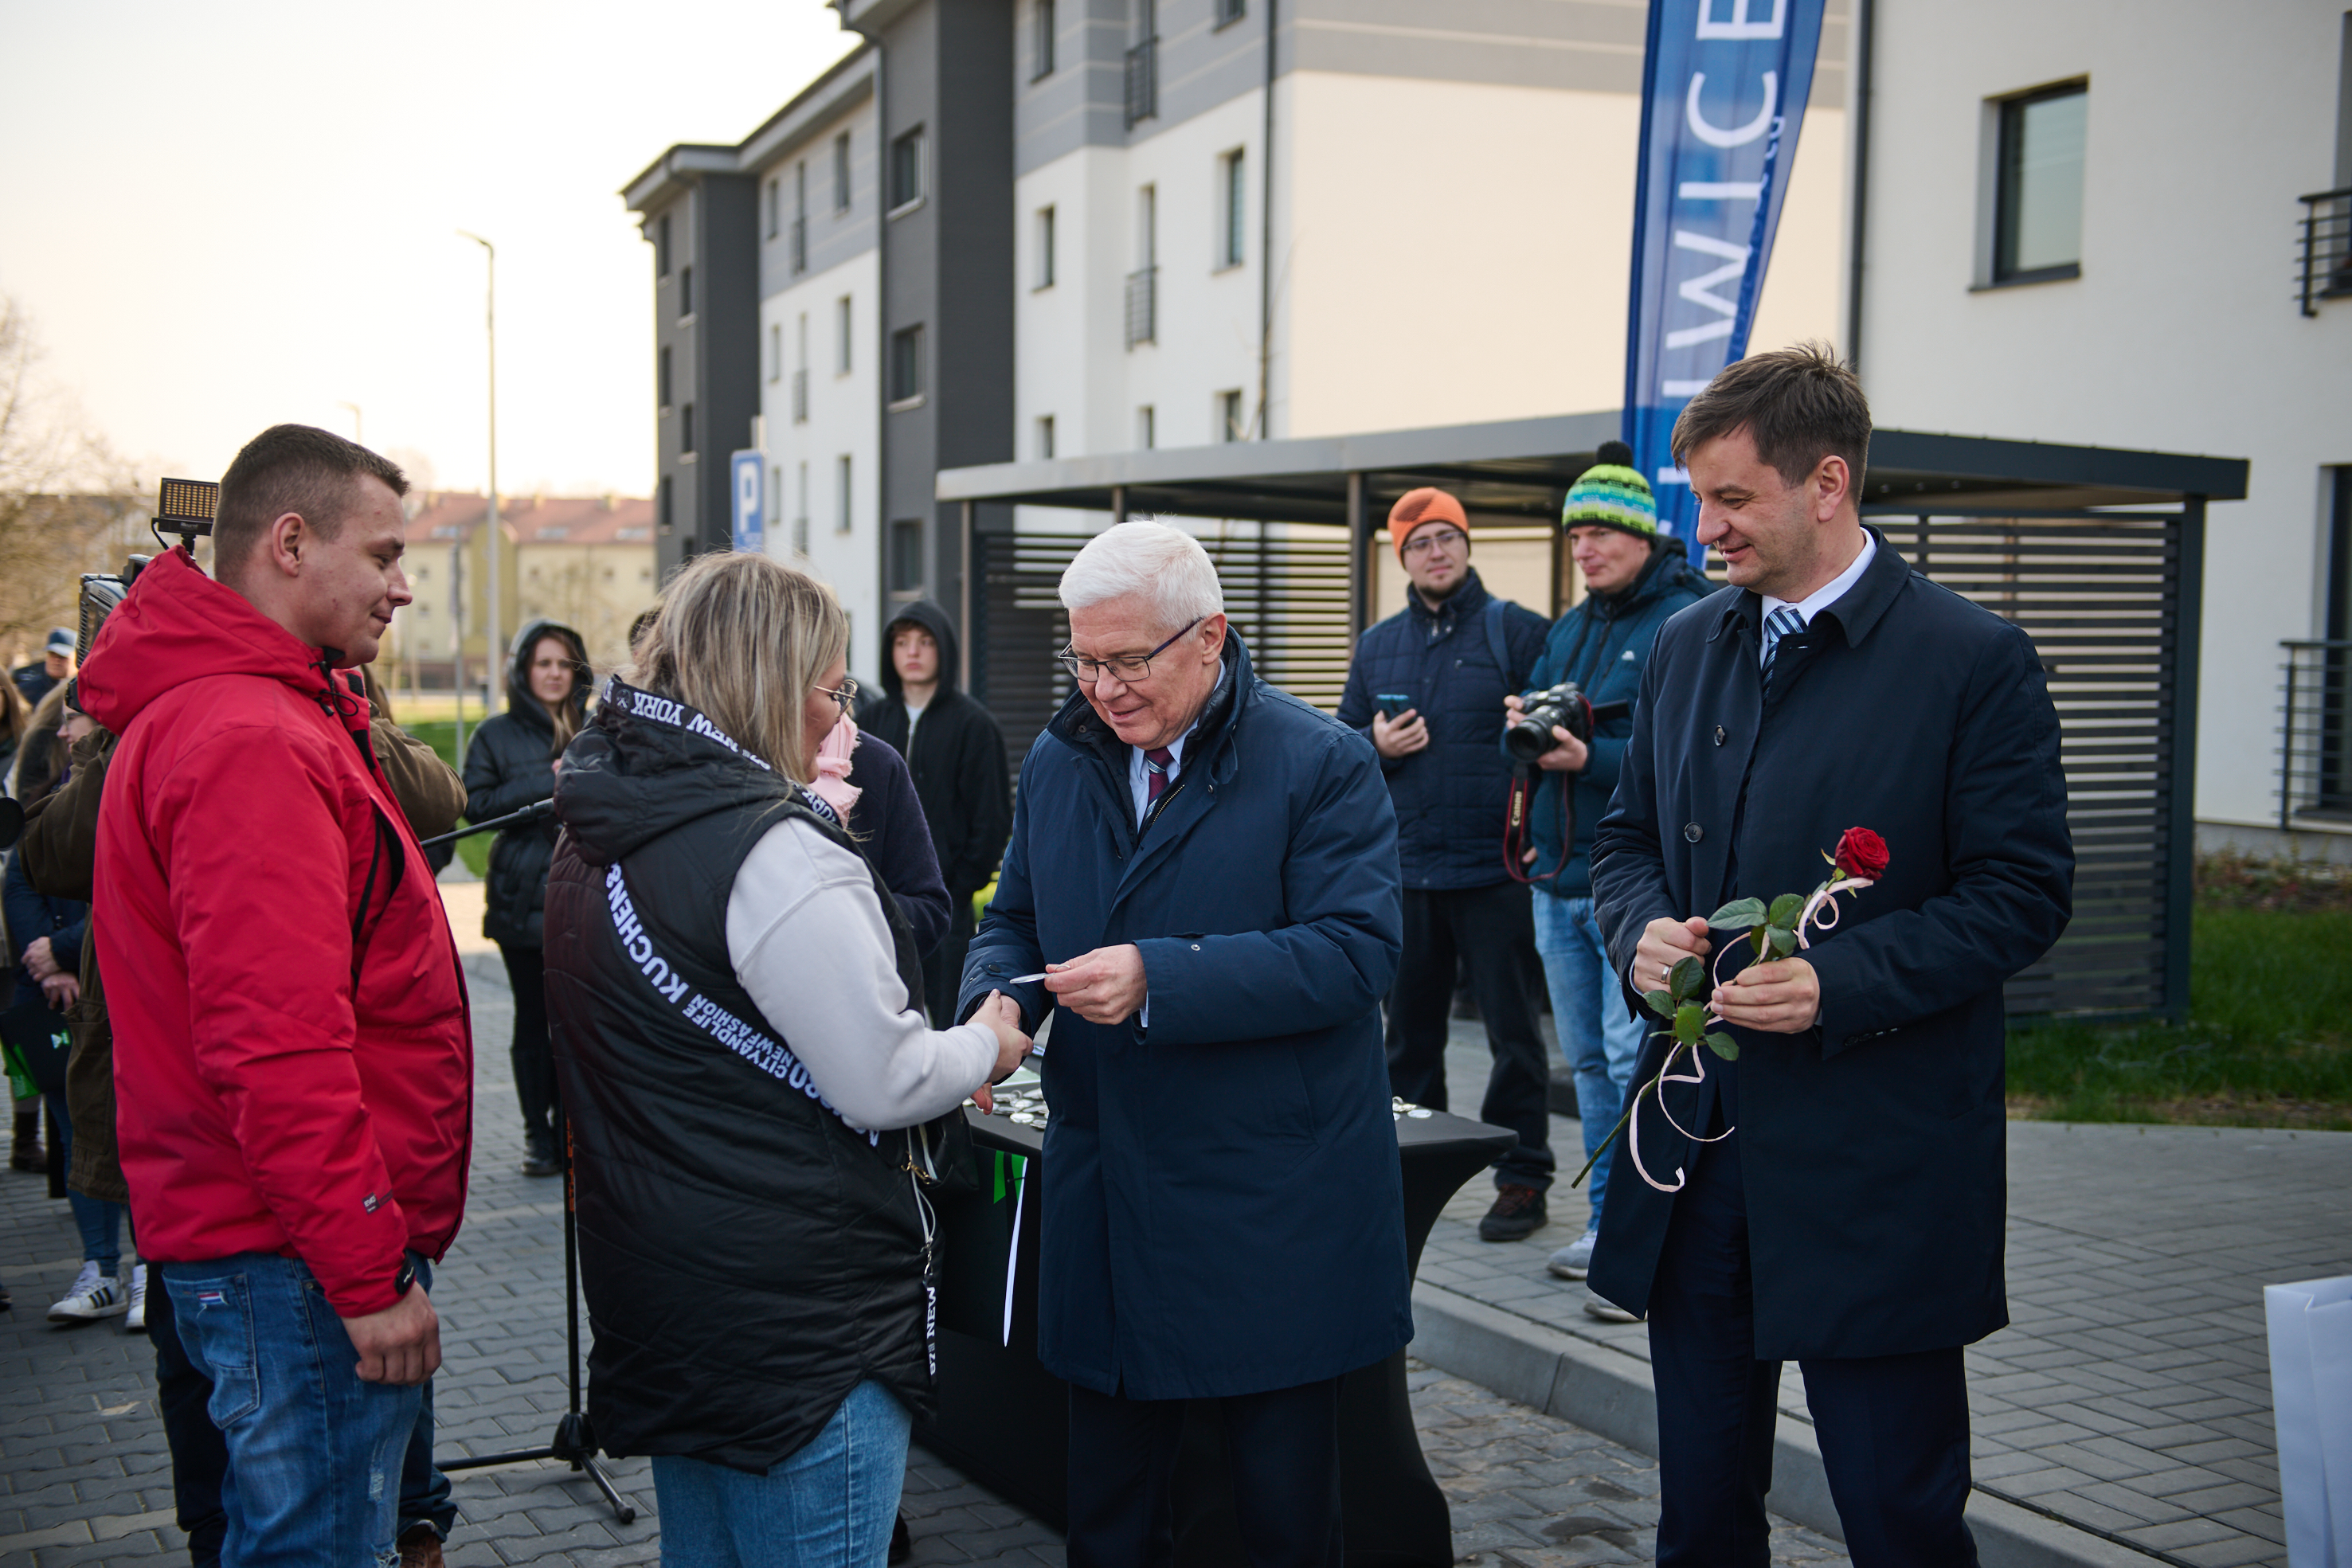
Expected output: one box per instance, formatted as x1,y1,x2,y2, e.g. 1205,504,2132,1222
80,548,472,1317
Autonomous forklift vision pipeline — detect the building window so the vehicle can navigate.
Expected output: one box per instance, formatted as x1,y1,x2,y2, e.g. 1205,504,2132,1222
766,178,779,239
791,161,808,276
659,473,673,533
836,295,854,373
889,518,924,593
1037,415,1056,459
1217,150,1246,269
1993,82,2088,283
680,265,694,317
1217,389,1244,441
1125,0,1158,127
1214,0,1244,25
792,314,809,423
836,455,854,533
1035,206,1057,289
1032,0,1057,79
659,345,673,408
681,403,695,455
890,324,925,406
833,131,852,213
890,127,926,213
1125,185,1157,348
656,213,671,276
1137,405,1156,450
769,325,781,383
795,460,811,554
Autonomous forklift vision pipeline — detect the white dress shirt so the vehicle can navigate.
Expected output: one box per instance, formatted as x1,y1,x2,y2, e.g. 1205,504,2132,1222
1756,531,1877,662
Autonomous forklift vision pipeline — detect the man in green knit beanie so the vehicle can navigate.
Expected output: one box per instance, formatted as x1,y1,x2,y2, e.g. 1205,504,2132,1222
1506,440,1712,1315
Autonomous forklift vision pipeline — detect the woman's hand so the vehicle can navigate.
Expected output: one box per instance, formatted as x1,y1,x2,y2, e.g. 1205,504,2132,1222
978,990,1031,1085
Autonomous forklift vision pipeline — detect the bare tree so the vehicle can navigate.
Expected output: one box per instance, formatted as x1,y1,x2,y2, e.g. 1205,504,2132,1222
0,294,145,669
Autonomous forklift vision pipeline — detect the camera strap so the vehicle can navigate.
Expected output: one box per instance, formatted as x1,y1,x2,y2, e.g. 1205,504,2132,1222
1502,764,1575,886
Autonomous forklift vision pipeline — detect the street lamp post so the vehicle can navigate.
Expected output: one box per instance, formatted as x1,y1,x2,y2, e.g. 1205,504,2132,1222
459,230,501,714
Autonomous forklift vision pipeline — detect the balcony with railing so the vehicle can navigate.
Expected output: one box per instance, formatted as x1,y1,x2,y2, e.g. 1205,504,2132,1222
2278,639,2352,829
2297,187,2350,315
1124,265,1156,349
1124,36,1157,129
792,368,808,424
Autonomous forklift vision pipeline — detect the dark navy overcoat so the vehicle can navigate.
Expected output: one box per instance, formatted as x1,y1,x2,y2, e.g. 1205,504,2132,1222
1587,531,2074,1360
958,635,1412,1400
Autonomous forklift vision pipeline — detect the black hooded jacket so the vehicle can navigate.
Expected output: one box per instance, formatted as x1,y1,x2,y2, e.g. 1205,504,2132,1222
542,679,939,1469
462,619,589,947
855,601,1012,901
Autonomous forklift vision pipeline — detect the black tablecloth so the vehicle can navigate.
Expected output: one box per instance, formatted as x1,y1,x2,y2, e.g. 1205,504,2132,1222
917,1098,1515,1568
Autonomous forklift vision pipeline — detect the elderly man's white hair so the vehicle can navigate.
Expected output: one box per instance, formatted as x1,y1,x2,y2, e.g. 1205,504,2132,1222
1059,519,1225,628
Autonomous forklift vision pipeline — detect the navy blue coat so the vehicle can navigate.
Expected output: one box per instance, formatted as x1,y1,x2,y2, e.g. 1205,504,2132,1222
959,635,1411,1400
1335,570,1549,890
1587,532,2073,1360
1520,545,1712,897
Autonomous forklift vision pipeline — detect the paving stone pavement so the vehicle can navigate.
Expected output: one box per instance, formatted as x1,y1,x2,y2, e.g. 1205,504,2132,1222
0,938,1839,1566
1427,1026,2352,1568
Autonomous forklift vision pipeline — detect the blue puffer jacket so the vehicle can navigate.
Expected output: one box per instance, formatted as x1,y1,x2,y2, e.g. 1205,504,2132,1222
1336,569,1550,891
1520,543,1712,897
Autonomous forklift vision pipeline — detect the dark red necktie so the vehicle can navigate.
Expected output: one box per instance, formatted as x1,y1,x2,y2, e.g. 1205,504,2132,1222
1145,746,1175,807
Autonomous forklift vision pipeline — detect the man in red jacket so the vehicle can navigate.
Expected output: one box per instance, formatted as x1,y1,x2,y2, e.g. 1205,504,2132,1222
80,424,472,1567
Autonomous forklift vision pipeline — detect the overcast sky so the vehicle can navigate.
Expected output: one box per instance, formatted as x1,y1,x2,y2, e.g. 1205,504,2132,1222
0,1,857,499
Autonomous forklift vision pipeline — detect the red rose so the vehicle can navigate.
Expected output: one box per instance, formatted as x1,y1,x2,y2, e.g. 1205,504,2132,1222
1834,827,1889,880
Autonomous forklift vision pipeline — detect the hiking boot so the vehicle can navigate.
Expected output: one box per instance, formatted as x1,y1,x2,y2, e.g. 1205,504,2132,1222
49,1261,128,1324
125,1264,148,1333
1548,1226,1599,1280
10,1108,43,1172
397,1524,445,1568
1478,1184,1548,1241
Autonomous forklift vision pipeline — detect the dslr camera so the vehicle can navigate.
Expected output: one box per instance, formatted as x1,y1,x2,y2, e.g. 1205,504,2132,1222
1505,682,1595,764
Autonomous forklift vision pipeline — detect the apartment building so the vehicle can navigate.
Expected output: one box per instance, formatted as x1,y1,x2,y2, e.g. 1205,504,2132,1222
1849,0,2352,850
394,493,656,689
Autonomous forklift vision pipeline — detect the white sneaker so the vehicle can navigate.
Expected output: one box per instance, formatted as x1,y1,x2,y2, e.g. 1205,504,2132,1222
48,1261,128,1324
124,1264,147,1333
1548,1226,1600,1281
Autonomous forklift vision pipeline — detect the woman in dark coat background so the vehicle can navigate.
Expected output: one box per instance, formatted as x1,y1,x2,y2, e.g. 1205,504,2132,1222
464,619,590,1176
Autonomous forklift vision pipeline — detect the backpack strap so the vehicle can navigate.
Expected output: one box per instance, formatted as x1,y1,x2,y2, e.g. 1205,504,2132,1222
1482,597,1519,687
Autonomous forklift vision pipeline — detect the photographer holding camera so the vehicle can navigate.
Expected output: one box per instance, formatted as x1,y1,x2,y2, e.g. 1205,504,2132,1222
79,424,470,1566
1336,489,1555,1241
1506,443,1709,1305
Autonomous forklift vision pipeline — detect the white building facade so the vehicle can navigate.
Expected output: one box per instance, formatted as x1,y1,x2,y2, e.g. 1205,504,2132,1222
1852,0,2352,847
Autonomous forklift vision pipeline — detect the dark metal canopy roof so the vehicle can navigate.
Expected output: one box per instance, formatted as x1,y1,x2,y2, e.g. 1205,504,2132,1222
936,411,2248,526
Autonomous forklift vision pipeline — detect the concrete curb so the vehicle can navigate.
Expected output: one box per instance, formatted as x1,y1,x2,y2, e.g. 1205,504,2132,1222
1409,1281,2170,1568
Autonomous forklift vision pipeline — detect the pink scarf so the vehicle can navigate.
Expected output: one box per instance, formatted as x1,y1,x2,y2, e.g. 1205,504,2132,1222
808,714,862,815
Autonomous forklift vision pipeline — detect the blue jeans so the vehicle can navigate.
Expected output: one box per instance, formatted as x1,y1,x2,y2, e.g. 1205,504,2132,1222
161,1252,421,1568
650,1379,912,1568
45,1090,127,1276
1532,893,1647,1226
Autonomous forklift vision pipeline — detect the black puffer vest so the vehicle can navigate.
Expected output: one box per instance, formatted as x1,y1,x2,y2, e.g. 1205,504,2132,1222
542,678,941,1472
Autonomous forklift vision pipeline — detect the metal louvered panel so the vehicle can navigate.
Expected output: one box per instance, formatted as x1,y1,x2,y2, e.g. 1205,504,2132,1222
972,520,1359,788
1861,508,2187,1018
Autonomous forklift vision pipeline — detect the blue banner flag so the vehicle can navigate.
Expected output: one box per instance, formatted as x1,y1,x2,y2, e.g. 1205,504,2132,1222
1622,0,1827,560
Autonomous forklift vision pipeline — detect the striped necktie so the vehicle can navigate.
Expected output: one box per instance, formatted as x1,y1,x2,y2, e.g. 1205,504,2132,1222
1145,746,1175,807
1761,605,1806,675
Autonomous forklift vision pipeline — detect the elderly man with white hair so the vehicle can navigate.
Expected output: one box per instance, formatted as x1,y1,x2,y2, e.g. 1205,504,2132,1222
959,521,1410,1568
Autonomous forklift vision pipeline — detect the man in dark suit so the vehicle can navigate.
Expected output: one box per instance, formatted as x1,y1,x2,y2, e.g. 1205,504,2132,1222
1588,345,2073,1566
961,521,1409,1568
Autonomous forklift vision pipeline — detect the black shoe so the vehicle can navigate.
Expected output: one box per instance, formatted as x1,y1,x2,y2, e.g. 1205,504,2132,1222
889,1512,912,1564
1478,1184,1548,1241
519,1140,562,1178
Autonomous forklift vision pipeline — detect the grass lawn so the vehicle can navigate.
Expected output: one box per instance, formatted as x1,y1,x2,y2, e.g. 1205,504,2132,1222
399,718,490,878
2006,862,2352,1129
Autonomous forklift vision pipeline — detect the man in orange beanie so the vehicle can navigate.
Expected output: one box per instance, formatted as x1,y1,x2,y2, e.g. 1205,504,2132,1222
1337,488,1556,1241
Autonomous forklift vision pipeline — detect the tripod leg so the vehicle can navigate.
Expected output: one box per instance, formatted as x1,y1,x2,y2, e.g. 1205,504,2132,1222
581,1457,638,1524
